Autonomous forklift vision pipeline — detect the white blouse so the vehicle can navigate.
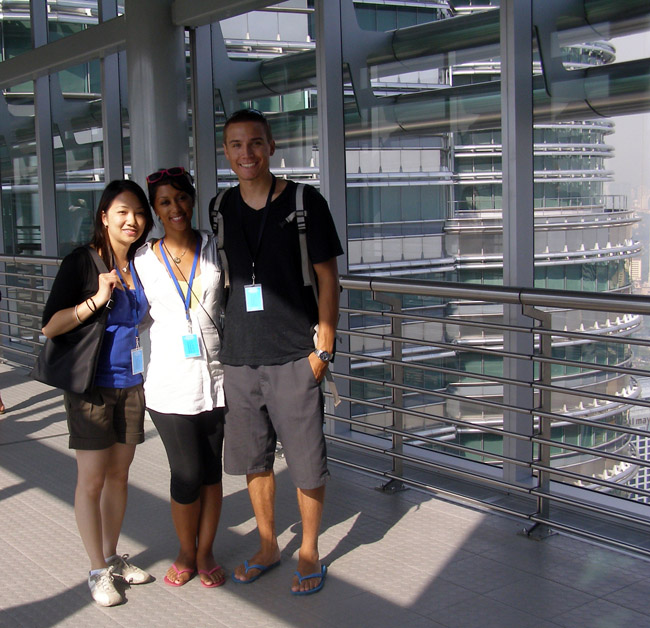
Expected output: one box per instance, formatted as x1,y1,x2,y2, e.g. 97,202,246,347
134,231,225,414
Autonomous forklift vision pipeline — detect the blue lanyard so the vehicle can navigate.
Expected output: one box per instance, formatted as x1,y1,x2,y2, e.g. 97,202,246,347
114,261,141,327
114,261,142,348
160,236,201,324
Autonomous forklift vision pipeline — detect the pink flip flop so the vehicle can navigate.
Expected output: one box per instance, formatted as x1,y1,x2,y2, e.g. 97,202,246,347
163,563,195,587
198,565,226,588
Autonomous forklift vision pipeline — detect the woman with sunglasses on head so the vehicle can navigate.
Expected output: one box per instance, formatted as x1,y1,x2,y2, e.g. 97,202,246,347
41,180,155,607
134,167,226,589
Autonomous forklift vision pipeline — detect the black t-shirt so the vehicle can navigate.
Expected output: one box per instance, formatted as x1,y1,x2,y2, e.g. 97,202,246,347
219,180,343,366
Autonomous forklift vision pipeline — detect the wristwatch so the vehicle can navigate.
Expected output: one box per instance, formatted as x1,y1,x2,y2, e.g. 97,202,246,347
313,348,332,363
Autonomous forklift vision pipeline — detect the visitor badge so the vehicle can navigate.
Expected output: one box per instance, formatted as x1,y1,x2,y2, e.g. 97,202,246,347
182,333,201,358
245,284,264,312
131,347,144,375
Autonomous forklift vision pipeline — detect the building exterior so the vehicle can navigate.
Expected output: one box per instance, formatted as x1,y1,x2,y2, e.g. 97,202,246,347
0,0,649,496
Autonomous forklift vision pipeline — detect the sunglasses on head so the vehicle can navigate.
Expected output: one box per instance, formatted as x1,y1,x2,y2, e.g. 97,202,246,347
146,167,192,184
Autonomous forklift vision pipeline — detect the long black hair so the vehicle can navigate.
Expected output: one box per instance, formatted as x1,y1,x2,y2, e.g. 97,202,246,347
90,179,154,268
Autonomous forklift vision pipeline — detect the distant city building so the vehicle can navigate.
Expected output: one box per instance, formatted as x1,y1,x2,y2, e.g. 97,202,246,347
0,0,645,491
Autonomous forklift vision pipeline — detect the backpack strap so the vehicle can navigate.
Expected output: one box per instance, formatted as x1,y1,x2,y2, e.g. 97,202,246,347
294,183,319,303
208,189,231,290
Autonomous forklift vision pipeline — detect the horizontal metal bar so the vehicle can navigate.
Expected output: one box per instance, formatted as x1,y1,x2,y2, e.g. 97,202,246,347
325,410,530,467
530,488,650,529
334,372,519,414
172,0,272,28
328,455,531,520
325,433,530,495
338,327,526,360
534,409,650,438
0,255,60,266
532,436,647,468
531,463,650,496
330,391,530,442
527,516,650,559
533,382,650,409
341,275,650,316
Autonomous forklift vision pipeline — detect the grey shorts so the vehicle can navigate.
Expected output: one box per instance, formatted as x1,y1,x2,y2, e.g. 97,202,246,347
64,384,146,450
223,358,329,489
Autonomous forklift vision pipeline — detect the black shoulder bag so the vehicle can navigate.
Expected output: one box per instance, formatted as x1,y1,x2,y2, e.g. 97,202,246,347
30,247,113,394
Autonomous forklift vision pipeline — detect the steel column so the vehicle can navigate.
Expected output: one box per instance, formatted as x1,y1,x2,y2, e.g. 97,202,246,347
124,0,189,186
314,0,350,432
500,0,535,486
190,25,218,228
100,0,125,181
31,0,58,257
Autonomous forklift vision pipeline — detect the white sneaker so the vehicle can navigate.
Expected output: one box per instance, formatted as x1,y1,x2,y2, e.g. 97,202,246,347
107,554,152,585
88,566,123,607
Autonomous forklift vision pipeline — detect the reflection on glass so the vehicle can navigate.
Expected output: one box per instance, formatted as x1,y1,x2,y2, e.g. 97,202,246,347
52,65,104,257
1,87,39,255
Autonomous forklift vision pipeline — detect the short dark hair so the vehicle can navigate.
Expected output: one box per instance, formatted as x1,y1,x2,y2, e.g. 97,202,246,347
90,179,154,267
223,108,273,143
146,168,196,208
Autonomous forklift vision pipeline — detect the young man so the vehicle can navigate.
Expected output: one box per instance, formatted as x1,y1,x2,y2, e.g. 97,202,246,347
217,109,342,595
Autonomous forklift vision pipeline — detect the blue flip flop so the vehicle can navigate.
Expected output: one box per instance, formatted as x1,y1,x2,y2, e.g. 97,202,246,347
291,564,327,596
231,559,281,584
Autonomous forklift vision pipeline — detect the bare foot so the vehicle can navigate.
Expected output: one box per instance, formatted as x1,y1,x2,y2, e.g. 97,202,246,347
164,562,195,586
232,548,281,583
197,556,226,587
291,552,324,594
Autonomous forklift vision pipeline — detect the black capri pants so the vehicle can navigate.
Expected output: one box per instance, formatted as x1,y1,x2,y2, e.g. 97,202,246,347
148,407,225,504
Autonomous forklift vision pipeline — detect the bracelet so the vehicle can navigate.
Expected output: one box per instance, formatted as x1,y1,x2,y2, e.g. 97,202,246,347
74,304,82,325
86,297,97,312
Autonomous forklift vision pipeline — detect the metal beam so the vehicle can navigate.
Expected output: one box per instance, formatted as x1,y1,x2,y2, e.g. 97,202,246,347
233,0,650,103
100,0,125,181
31,0,58,257
500,0,535,486
171,0,273,28
0,16,126,91
315,0,351,434
125,0,189,185
191,25,218,228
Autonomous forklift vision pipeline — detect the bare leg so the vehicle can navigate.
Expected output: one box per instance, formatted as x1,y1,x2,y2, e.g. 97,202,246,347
100,443,136,558
165,497,200,584
232,471,281,582
196,483,226,586
292,485,325,593
75,449,112,571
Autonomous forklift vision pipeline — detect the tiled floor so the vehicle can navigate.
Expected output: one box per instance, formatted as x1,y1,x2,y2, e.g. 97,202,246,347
2,362,650,627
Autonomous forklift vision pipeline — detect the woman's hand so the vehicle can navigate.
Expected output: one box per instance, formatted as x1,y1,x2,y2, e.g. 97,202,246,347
42,270,119,339
94,270,120,306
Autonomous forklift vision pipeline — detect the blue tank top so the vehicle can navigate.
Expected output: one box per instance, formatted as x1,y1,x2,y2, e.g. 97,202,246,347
94,273,148,389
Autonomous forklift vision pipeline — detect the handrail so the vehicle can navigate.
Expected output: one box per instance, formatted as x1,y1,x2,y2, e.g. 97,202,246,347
3,262,650,554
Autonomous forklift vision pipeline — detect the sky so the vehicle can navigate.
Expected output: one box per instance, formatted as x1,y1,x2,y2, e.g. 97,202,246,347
606,32,650,207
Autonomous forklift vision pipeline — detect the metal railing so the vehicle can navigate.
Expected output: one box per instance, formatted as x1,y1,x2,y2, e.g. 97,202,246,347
331,275,650,555
3,255,650,554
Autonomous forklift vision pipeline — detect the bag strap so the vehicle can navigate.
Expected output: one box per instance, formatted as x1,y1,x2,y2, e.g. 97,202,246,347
86,245,110,274
85,246,113,314
281,184,318,302
209,189,231,290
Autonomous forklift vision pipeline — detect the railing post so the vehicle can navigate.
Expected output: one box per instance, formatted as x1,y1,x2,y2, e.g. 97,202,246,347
374,292,407,493
523,305,555,539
